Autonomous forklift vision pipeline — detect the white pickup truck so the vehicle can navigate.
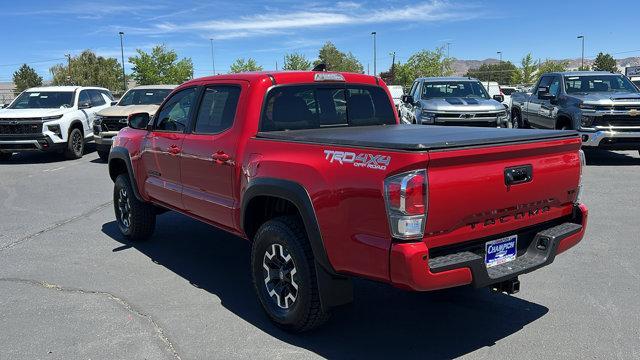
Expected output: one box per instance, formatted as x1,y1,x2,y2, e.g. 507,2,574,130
0,86,114,160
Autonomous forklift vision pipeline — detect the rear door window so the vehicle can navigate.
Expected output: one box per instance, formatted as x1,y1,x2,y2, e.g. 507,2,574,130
261,85,395,131
89,90,106,106
193,86,241,134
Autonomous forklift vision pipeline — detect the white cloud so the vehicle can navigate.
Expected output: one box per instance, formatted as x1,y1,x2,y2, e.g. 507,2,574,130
115,1,484,40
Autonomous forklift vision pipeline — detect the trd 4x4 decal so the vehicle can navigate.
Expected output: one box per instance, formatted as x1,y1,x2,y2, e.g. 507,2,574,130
323,150,391,170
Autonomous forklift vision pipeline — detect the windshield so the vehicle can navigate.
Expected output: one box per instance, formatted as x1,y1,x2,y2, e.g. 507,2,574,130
260,85,396,131
118,89,172,106
421,81,489,99
9,91,75,109
564,75,638,94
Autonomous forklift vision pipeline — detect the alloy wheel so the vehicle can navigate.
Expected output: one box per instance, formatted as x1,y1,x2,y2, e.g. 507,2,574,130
263,243,298,309
117,187,132,229
72,132,83,155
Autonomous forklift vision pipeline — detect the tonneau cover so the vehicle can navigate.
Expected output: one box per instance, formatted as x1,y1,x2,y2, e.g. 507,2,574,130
256,124,578,151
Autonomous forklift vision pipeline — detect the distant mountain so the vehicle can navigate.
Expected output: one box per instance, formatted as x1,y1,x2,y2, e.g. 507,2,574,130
452,57,640,76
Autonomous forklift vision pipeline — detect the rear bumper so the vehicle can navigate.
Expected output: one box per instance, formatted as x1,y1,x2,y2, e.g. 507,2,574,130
580,129,640,149
389,204,588,291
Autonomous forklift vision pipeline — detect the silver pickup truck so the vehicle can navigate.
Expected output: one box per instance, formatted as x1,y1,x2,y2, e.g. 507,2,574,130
398,77,509,127
511,71,640,153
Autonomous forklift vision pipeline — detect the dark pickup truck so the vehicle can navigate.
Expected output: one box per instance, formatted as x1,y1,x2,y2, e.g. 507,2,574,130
511,71,640,152
108,70,588,332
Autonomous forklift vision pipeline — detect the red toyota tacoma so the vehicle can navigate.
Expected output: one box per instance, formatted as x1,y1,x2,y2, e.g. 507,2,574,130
107,70,588,332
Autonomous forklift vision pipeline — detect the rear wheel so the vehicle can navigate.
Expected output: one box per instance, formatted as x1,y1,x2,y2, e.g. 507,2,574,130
64,128,84,159
251,216,329,332
0,152,12,161
114,174,156,241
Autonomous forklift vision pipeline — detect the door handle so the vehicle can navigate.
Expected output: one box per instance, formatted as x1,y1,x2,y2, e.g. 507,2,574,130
212,151,231,164
167,144,181,155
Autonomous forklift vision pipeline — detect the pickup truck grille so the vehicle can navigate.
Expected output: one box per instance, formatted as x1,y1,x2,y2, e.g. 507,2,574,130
99,116,128,132
592,115,640,127
436,112,501,118
0,121,43,135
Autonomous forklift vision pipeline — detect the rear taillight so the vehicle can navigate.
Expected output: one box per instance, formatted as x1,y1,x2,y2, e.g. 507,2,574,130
576,149,585,203
384,169,428,240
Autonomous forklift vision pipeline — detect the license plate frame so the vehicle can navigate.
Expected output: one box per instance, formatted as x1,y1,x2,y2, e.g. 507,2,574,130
485,235,518,268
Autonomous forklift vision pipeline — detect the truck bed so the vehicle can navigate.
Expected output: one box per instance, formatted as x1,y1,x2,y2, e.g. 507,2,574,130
256,124,578,151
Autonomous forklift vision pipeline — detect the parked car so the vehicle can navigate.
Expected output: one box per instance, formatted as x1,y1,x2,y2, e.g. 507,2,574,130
399,77,508,127
0,86,114,160
387,85,404,114
500,85,519,110
481,81,502,98
108,70,587,332
511,71,640,153
94,85,176,161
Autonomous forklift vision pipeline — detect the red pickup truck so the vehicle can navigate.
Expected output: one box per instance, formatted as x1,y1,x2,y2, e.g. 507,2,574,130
108,70,588,332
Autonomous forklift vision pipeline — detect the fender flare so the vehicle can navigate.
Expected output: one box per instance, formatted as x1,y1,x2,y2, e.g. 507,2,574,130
241,178,353,309
108,146,143,201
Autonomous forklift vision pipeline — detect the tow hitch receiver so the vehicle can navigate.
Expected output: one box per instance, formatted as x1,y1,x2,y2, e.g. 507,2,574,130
492,277,520,294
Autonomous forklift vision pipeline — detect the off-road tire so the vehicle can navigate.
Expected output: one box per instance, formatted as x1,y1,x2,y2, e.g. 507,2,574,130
0,152,12,161
113,174,156,241
64,127,84,159
97,149,109,162
251,216,329,332
511,111,523,129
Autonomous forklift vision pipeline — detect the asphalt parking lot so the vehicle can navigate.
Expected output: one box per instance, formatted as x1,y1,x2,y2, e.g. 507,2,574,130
0,147,639,360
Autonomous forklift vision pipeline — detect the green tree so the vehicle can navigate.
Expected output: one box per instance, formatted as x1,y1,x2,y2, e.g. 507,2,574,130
50,50,123,90
313,42,363,73
129,44,193,85
466,61,519,84
12,64,43,94
229,58,263,73
520,53,536,84
536,59,569,81
592,52,618,72
283,53,312,70
395,47,453,87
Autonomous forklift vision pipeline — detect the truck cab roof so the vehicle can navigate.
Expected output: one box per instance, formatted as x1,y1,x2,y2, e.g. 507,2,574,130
181,71,380,88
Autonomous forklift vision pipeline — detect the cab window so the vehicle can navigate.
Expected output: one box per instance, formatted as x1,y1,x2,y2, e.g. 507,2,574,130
193,86,241,134
154,87,197,132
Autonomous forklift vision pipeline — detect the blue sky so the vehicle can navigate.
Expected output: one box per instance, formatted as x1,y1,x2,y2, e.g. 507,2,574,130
0,0,639,82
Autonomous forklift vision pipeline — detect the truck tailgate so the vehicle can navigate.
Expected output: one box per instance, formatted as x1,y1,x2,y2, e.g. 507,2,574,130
424,136,582,249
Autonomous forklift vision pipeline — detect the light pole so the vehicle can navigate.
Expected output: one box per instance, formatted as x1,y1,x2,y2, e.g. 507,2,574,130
65,54,71,85
119,32,126,92
577,35,585,70
446,42,451,58
371,31,377,76
209,38,216,75
497,51,502,62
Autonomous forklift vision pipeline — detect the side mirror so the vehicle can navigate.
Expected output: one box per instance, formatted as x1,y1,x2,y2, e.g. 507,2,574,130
493,94,504,102
78,101,92,109
401,94,414,104
110,101,118,106
128,112,151,130
537,86,554,100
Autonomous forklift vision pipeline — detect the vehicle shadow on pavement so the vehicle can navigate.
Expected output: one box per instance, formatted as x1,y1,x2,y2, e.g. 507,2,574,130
103,213,548,359
584,149,640,166
0,144,97,165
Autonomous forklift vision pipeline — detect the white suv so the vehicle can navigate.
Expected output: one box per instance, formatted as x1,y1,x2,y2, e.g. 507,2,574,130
0,86,114,160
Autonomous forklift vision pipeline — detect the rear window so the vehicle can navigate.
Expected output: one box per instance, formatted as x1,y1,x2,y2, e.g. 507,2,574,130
260,84,396,131
501,88,517,95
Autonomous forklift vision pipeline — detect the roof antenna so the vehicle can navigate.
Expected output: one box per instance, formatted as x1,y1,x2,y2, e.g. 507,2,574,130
312,63,327,72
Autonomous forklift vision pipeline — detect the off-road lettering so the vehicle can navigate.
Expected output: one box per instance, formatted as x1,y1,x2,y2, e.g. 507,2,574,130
324,150,390,170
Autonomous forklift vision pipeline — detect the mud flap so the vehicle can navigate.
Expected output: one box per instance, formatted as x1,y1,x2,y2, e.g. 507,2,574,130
315,262,353,311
